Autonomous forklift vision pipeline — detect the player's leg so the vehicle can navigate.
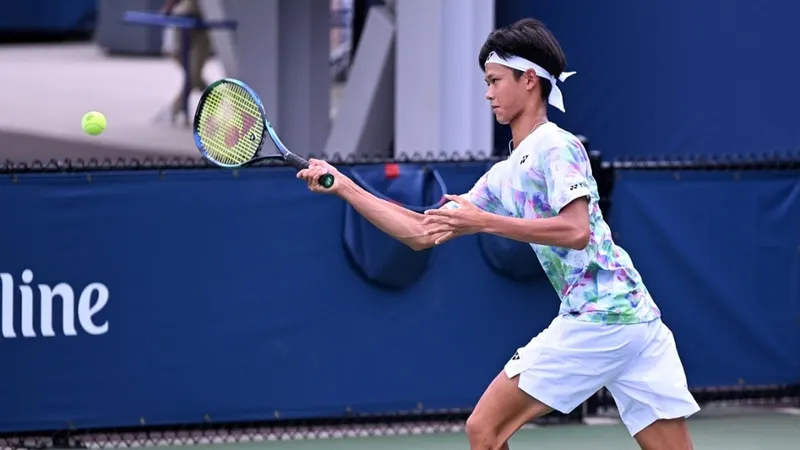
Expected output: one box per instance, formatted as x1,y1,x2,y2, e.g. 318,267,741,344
606,318,700,450
465,370,551,450
633,418,693,450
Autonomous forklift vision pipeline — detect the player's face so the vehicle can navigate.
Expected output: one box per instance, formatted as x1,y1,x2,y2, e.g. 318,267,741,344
484,64,529,125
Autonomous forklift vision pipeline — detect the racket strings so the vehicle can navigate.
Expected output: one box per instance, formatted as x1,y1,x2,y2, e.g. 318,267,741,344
196,82,265,166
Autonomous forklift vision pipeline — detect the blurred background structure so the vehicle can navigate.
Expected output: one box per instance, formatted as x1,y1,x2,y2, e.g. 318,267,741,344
1,0,799,449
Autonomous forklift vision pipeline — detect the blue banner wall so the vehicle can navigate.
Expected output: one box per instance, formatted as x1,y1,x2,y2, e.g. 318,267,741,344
609,170,800,388
495,0,800,158
1,164,798,433
0,164,561,433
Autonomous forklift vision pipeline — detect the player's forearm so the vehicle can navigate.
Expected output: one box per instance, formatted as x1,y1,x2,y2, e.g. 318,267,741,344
482,214,590,250
337,178,434,251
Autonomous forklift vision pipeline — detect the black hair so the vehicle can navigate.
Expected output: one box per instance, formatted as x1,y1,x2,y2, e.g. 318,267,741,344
478,18,567,102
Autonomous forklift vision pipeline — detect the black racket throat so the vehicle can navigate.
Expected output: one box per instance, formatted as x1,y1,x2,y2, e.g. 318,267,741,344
244,153,334,189
242,152,308,168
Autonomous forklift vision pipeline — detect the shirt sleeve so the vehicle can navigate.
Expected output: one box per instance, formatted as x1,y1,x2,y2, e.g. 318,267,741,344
442,165,507,215
539,140,593,214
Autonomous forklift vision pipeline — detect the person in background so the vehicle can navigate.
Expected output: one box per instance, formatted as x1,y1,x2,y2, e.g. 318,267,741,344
161,0,211,125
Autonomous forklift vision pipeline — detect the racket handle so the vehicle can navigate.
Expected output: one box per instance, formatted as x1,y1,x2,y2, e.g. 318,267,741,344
285,153,335,189
318,173,335,189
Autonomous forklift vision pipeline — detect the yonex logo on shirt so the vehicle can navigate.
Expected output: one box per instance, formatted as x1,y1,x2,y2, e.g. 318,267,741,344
520,155,528,164
569,182,588,191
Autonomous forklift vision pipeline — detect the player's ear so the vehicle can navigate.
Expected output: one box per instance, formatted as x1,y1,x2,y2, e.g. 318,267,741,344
523,69,538,91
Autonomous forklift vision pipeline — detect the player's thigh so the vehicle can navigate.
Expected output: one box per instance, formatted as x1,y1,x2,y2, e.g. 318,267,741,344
466,370,552,445
606,319,700,439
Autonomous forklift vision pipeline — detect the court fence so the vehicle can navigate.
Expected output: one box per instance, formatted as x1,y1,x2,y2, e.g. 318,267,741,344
0,148,798,449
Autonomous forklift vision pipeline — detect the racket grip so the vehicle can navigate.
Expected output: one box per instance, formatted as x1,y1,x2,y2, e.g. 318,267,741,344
285,153,335,189
318,173,335,189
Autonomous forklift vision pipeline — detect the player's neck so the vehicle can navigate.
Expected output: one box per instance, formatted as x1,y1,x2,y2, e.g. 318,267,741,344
509,105,548,150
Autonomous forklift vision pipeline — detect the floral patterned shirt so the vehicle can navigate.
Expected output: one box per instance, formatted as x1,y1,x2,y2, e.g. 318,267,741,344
445,122,660,325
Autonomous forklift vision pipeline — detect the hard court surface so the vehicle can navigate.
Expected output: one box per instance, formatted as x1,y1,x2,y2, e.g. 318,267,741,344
152,409,799,450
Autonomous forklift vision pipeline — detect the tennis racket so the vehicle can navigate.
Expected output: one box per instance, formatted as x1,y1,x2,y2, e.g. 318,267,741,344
192,78,334,189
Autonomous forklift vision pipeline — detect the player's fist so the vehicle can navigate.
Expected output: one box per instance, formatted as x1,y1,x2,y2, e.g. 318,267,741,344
297,159,343,194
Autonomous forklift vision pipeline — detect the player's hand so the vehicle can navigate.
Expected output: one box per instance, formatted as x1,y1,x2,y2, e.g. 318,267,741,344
297,158,343,194
422,194,487,245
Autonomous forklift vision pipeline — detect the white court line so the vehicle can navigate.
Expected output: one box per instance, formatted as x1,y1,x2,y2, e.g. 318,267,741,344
775,407,800,416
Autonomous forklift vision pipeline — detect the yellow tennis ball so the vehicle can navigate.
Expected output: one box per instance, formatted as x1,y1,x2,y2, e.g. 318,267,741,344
82,111,106,136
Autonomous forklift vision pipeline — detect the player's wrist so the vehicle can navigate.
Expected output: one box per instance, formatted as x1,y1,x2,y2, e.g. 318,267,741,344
479,212,501,235
335,175,358,198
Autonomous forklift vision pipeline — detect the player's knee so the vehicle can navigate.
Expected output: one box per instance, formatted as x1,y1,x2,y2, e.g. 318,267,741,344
634,418,693,450
465,413,504,450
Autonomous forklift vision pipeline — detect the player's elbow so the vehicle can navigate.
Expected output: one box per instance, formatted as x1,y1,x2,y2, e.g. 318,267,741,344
408,237,434,252
407,216,437,251
409,243,430,252
567,227,590,250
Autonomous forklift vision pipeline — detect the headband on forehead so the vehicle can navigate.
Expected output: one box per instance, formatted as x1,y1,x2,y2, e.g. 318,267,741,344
485,51,576,112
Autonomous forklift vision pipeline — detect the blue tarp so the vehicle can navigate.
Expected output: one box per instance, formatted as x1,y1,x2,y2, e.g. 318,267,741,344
0,164,797,432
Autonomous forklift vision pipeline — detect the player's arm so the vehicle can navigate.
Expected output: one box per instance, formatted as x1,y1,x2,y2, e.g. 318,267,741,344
422,143,591,250
481,198,590,250
298,159,500,251
482,142,592,250
336,177,446,251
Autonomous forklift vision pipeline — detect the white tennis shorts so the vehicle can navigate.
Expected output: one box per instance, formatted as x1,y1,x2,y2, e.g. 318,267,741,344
504,314,701,436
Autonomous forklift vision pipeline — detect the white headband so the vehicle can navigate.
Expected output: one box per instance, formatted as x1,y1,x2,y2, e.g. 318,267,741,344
485,51,576,112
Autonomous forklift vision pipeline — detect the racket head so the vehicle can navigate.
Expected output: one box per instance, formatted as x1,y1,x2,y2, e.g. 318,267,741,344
193,78,268,168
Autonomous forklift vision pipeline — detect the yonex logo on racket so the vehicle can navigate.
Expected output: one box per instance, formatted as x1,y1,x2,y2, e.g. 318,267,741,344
223,110,258,149
0,270,110,339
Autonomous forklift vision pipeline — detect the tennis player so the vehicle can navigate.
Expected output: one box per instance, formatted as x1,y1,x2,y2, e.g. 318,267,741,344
298,18,700,450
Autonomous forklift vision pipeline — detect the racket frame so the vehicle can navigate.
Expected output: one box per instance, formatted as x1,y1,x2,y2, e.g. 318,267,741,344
193,78,334,188
193,78,272,167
